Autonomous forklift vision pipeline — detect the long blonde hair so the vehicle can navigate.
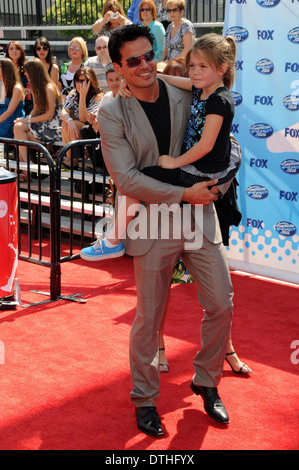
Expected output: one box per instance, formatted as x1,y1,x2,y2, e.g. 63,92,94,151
24,58,62,113
186,33,237,89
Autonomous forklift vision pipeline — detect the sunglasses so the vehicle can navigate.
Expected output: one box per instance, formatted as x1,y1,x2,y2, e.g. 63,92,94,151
96,45,108,50
35,45,49,51
120,49,155,68
70,46,81,51
167,8,180,13
75,78,88,83
140,8,151,12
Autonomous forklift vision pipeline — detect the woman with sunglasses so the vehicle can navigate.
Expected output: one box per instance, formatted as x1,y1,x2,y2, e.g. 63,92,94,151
161,0,194,62
58,37,88,101
14,58,63,181
138,0,165,61
92,0,131,37
34,37,59,84
5,40,33,115
0,58,25,138
60,67,104,169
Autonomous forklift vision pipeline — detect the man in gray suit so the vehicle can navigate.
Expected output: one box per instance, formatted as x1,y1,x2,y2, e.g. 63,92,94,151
99,25,234,436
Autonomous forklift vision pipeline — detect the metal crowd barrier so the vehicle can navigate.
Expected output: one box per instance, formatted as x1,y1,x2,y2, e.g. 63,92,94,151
55,138,112,263
0,137,110,306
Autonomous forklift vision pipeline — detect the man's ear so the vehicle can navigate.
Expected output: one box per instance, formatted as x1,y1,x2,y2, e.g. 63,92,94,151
112,62,122,76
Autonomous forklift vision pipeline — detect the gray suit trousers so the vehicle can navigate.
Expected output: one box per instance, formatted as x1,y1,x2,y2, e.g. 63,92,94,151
130,233,234,408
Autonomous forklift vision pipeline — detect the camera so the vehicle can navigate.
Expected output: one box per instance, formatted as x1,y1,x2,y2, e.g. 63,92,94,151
110,12,118,18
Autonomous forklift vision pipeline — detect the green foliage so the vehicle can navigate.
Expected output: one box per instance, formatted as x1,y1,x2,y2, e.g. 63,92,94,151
44,0,103,38
43,0,131,38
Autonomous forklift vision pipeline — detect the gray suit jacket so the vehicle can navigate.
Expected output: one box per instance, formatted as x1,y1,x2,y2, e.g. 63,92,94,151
98,79,222,256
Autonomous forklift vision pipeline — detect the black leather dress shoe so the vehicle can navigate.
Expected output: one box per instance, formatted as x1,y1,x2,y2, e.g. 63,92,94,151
190,382,229,424
135,406,164,437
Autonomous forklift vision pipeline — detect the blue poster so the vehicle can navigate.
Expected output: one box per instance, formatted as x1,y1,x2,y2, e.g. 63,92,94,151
223,0,299,283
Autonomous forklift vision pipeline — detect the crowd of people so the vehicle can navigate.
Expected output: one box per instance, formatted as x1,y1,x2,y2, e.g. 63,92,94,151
0,0,252,437
0,0,196,173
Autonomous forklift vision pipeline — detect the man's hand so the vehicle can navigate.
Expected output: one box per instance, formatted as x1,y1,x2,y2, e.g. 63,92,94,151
182,180,219,206
158,154,178,169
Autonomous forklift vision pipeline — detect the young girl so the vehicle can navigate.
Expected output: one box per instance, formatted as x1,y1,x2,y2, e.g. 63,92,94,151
80,33,239,261
0,58,25,138
14,58,63,181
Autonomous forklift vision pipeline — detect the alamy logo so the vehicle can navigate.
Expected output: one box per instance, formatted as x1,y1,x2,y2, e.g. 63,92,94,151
291,340,299,365
96,197,204,251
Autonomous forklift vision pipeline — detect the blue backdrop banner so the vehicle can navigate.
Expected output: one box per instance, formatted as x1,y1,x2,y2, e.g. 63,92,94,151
223,0,299,283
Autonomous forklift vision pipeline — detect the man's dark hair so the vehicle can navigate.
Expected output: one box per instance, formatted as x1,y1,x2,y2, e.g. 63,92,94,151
105,65,116,77
108,24,154,65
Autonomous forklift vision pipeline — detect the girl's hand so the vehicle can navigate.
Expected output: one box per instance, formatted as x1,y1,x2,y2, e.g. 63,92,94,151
158,155,179,169
117,78,132,98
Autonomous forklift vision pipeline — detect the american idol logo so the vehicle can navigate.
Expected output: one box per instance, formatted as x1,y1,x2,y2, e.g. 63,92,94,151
274,221,297,237
231,91,242,106
283,95,299,111
226,26,249,43
281,159,299,175
256,59,274,74
288,27,299,44
250,123,273,138
256,0,280,7
246,185,269,200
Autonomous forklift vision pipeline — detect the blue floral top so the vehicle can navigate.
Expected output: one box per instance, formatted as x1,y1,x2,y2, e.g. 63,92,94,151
181,86,234,173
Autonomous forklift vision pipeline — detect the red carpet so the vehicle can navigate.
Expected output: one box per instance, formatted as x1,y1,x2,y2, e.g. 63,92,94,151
0,243,298,450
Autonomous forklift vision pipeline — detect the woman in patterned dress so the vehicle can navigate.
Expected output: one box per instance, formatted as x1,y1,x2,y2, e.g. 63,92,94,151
14,58,63,181
161,0,194,62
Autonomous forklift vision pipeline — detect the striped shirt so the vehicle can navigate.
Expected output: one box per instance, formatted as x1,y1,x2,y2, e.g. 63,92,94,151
84,56,112,92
